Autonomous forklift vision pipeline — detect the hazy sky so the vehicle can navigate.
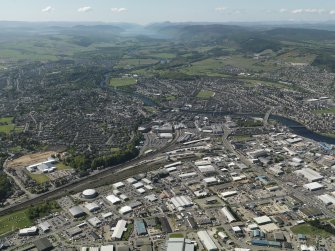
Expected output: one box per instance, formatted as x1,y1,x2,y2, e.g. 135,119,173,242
1,0,335,24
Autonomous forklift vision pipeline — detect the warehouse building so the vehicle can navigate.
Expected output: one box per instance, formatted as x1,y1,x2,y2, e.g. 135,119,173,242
197,165,216,174
221,206,236,223
85,202,100,212
112,182,125,189
170,196,193,211
303,182,324,191
166,238,195,251
34,238,53,251
19,226,38,236
134,219,147,236
119,206,133,215
221,191,238,199
197,230,218,251
111,220,127,240
317,194,335,205
106,195,121,204
295,168,324,182
69,206,86,218
253,216,272,225
87,217,102,228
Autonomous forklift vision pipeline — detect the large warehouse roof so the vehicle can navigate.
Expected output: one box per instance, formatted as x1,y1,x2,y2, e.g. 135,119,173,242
253,216,272,225
106,195,121,204
318,194,335,205
303,182,324,191
197,230,218,251
221,207,236,223
170,196,193,210
69,206,86,218
295,168,323,182
111,220,127,240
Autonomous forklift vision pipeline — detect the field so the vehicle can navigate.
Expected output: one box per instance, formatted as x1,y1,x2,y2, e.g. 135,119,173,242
28,173,50,184
0,117,22,134
169,233,184,238
196,90,215,99
291,224,332,238
116,58,158,68
278,50,316,64
230,135,253,142
55,163,72,170
6,151,57,169
110,77,137,87
312,108,335,114
0,209,32,236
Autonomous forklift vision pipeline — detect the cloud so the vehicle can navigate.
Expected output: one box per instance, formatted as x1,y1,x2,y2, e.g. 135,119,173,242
291,8,324,14
330,10,335,15
78,6,92,13
215,7,227,12
42,6,54,13
111,8,128,13
279,8,288,13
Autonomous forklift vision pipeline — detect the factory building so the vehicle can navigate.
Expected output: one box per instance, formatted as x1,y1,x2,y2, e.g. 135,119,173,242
197,165,216,174
19,226,38,236
170,196,193,211
111,220,127,240
87,217,102,228
134,219,147,236
253,216,272,225
112,182,125,189
197,230,218,251
221,207,236,223
317,194,335,205
69,206,86,218
119,206,133,215
221,191,238,199
303,182,324,191
295,168,324,182
85,202,100,212
166,238,195,251
106,195,121,205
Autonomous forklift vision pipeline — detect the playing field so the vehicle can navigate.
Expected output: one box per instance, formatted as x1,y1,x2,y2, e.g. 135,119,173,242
110,77,137,87
196,90,215,99
0,209,32,236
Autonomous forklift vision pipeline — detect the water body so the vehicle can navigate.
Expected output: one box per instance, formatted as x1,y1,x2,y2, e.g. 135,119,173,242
179,109,335,144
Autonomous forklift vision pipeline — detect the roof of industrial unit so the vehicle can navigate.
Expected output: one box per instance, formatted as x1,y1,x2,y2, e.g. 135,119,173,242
197,230,217,251
111,220,127,239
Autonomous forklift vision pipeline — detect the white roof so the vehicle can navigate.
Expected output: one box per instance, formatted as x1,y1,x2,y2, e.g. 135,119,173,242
106,195,121,204
142,178,152,184
85,202,100,212
137,188,146,194
133,182,144,189
120,194,128,200
102,212,113,218
170,196,193,209
126,177,137,184
295,168,323,182
203,177,217,183
221,207,236,223
218,232,228,239
318,194,335,205
179,172,197,178
111,220,127,239
221,191,237,198
197,230,218,251
19,226,38,234
87,217,102,227
144,184,153,190
100,245,114,251
198,165,216,173
166,166,177,172
232,226,242,232
254,216,272,225
164,161,182,168
112,182,125,189
303,182,324,190
119,206,132,215
38,221,51,232
194,160,211,166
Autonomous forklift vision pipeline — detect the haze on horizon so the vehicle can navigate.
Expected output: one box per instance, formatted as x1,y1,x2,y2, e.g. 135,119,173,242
1,0,335,24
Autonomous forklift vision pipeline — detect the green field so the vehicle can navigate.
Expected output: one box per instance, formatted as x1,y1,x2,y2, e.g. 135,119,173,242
312,108,335,114
196,90,215,99
0,209,33,236
169,233,184,238
28,173,50,184
278,50,316,64
0,117,22,134
55,163,72,170
110,77,137,87
230,135,253,142
291,224,332,238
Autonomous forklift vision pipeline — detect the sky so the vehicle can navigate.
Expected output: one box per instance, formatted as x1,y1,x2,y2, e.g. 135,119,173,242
1,0,335,24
